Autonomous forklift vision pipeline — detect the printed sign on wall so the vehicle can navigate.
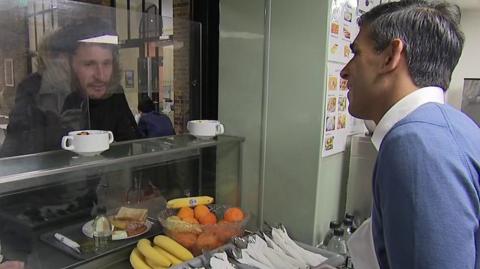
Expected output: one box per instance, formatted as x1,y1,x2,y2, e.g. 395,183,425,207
322,0,381,157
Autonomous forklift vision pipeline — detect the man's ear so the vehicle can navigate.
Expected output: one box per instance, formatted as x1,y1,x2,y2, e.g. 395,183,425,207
381,38,405,74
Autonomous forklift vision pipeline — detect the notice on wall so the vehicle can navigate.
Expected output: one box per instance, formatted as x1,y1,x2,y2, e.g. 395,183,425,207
322,0,380,157
327,0,356,64
323,62,349,155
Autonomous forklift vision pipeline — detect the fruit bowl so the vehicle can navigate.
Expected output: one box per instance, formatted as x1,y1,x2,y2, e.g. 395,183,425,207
158,204,249,256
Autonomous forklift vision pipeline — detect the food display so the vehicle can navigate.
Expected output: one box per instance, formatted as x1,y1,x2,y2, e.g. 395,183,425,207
111,207,148,236
343,26,351,39
328,76,338,91
82,207,150,240
344,44,351,58
130,236,193,269
325,136,334,150
340,78,348,91
344,10,352,22
159,198,248,256
330,43,339,54
338,97,347,112
330,21,339,35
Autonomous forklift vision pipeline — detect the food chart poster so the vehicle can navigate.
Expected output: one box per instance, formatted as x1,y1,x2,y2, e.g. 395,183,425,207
322,0,380,157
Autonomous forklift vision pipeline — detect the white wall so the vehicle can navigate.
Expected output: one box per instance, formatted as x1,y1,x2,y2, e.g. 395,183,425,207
447,9,480,108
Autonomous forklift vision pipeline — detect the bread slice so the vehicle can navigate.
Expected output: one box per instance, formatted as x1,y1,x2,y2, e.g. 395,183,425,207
111,207,148,230
115,207,148,222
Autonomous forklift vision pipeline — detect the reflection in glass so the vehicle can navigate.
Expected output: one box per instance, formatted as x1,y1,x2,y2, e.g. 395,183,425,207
0,0,201,159
0,1,204,268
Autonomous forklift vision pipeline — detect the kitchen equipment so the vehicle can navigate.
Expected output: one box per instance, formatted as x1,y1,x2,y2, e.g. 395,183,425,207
345,134,377,223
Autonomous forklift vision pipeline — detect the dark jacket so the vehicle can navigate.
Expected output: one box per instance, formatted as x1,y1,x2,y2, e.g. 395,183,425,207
0,73,141,157
138,111,175,138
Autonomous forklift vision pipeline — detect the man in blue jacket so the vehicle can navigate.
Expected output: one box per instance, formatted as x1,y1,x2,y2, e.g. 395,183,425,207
137,96,175,138
341,1,480,268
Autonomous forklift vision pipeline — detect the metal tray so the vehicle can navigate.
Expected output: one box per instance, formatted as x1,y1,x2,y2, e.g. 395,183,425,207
39,219,163,261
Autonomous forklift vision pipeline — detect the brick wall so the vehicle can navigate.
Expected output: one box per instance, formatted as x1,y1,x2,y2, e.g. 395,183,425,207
173,0,191,134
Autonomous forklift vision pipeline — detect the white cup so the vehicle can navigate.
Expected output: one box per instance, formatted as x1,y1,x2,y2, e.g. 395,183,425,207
187,120,224,139
61,130,114,156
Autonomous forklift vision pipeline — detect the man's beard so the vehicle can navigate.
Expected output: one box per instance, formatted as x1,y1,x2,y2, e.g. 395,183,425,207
71,76,116,100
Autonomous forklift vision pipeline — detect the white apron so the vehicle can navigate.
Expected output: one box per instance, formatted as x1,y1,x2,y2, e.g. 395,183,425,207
347,218,380,269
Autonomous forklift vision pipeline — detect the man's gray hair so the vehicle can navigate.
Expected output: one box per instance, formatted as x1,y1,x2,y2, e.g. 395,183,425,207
358,0,464,90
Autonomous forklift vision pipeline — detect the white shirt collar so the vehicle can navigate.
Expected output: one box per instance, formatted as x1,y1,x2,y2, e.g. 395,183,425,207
371,86,445,150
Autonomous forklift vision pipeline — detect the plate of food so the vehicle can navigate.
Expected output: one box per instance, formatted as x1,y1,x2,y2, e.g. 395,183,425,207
82,207,152,240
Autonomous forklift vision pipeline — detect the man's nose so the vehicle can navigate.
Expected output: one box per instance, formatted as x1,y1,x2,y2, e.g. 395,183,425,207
93,65,107,81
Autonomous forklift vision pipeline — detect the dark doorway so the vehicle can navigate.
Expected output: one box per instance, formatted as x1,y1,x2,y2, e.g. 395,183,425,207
191,0,219,120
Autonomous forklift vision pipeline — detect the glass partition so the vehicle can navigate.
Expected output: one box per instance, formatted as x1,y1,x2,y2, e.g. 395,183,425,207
0,135,243,269
0,0,201,158
0,1,210,268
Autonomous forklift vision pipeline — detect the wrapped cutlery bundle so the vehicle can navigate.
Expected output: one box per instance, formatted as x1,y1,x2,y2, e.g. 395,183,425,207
169,225,345,269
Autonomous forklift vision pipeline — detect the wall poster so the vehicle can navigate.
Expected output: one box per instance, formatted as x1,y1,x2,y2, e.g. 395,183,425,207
322,0,381,157
125,70,135,88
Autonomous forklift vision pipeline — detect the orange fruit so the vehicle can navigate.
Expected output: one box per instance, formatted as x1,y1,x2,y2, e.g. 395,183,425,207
199,212,217,225
196,232,220,250
171,231,197,249
194,205,210,220
177,207,194,219
218,220,228,225
183,216,200,224
223,207,244,222
215,225,238,242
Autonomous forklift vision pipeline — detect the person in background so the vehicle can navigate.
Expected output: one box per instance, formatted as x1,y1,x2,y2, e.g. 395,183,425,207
341,1,480,269
137,96,175,138
0,17,141,157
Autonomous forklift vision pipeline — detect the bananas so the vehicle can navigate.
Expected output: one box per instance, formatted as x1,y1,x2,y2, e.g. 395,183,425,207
130,248,151,269
137,239,171,267
166,196,214,209
154,246,183,265
130,236,194,269
145,258,168,269
154,235,194,261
